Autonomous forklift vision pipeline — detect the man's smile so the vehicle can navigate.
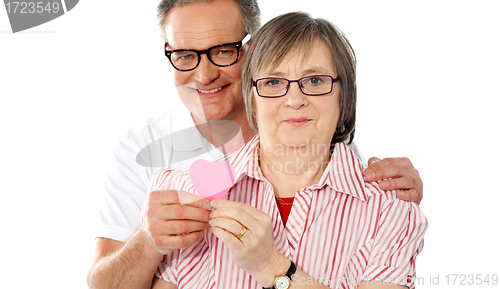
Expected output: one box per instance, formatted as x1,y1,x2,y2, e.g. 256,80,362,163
193,84,230,95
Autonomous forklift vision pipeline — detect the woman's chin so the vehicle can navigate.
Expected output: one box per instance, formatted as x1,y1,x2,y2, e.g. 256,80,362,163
277,137,312,150
270,133,330,156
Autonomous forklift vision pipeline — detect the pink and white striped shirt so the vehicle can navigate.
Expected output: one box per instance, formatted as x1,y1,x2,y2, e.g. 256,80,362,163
147,136,428,288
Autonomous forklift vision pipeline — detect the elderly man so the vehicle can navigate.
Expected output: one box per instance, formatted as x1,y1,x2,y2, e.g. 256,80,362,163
87,0,423,288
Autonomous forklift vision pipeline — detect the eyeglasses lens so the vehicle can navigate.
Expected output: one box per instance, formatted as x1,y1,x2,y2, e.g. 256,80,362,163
300,76,332,95
209,45,239,65
256,75,333,97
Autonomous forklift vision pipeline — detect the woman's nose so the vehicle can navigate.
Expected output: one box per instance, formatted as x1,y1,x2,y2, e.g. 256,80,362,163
283,82,308,109
194,55,220,84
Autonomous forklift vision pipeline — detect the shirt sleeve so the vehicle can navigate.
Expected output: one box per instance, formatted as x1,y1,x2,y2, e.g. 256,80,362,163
155,252,180,285
361,193,428,288
96,128,157,242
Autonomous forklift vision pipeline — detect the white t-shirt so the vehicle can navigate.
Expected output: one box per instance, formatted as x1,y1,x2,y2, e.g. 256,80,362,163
97,106,223,241
97,107,364,242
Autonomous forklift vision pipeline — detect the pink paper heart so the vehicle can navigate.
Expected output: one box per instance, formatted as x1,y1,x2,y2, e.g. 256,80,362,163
189,159,236,201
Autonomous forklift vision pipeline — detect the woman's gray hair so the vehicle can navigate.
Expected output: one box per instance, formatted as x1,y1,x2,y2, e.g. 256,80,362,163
157,0,261,42
242,11,357,145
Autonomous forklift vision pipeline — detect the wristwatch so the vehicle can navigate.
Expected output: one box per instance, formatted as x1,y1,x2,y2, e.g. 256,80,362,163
263,261,296,289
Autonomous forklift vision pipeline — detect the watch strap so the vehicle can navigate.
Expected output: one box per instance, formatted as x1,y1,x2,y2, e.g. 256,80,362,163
285,261,296,279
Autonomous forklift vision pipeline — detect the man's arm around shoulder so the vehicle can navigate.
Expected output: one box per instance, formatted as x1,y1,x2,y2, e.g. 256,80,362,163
88,189,212,289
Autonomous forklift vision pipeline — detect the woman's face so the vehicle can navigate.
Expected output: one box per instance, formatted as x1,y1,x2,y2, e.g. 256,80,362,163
254,40,340,152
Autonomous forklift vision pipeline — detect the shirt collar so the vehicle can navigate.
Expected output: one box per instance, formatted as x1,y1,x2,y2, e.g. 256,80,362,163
230,135,264,183
229,136,374,202
314,142,371,202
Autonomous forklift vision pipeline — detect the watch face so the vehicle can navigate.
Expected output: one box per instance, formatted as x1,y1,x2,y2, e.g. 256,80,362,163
274,276,290,289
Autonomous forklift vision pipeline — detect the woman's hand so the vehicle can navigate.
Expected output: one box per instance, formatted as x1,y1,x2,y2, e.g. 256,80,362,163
209,199,289,287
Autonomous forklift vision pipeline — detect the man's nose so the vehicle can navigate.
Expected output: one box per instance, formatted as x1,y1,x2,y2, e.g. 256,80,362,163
194,54,220,84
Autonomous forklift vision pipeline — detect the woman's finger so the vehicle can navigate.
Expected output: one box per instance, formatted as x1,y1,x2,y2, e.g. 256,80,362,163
211,226,245,251
210,199,264,231
211,199,267,218
209,216,248,238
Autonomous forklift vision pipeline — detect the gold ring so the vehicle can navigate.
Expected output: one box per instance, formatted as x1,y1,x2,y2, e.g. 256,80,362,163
235,226,247,239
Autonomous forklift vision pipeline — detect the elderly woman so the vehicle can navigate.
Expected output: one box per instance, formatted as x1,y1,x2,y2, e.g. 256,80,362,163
149,12,427,289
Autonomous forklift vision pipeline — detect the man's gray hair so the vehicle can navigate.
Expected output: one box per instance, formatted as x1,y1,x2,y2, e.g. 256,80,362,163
157,0,261,42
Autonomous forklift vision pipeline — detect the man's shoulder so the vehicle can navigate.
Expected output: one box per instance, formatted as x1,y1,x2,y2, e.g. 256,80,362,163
122,107,195,147
128,108,189,136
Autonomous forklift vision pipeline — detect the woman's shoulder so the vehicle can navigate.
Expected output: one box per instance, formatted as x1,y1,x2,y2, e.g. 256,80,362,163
364,179,428,230
364,180,398,202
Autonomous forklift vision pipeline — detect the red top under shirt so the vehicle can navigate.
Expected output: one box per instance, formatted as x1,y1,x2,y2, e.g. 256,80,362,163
276,197,294,226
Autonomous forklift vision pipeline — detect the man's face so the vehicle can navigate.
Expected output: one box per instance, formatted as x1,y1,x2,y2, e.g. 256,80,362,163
164,0,247,123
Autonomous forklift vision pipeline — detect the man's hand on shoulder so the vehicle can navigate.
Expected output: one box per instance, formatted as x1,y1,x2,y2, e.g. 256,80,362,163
363,157,423,204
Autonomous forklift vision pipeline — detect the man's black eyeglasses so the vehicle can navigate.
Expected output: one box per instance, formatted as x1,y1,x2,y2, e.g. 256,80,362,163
165,34,251,71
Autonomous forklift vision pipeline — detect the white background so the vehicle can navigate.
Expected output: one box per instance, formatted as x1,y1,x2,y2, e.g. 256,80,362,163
1,0,499,288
